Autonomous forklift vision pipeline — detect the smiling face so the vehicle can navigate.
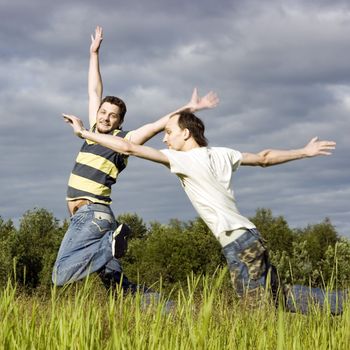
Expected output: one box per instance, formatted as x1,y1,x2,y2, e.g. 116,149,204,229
162,114,188,151
96,102,122,134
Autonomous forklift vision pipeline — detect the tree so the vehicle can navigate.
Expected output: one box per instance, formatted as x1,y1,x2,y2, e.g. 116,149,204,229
249,208,295,256
122,217,224,291
319,239,350,288
249,210,342,288
295,218,339,265
0,217,17,287
12,209,65,289
117,212,148,239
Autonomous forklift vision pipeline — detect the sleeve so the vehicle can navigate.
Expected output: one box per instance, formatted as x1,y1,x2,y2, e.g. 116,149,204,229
113,129,133,140
228,149,242,172
112,130,131,163
123,130,133,141
160,149,190,175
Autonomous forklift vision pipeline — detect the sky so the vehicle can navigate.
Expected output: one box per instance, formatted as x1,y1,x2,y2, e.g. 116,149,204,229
0,0,349,237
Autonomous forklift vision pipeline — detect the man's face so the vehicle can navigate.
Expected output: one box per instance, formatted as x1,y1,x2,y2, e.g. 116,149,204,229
96,102,122,133
163,115,187,151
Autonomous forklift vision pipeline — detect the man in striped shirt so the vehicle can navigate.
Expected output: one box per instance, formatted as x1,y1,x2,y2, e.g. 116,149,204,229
52,26,218,292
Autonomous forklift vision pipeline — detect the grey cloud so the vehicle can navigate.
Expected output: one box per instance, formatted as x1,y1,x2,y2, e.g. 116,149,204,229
0,0,349,238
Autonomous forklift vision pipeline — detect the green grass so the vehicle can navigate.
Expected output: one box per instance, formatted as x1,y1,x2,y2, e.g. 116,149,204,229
0,270,349,350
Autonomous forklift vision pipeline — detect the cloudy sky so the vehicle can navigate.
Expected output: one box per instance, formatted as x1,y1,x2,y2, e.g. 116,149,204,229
0,0,349,237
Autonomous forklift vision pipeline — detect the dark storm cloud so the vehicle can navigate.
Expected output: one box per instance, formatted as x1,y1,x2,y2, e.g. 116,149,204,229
0,0,349,236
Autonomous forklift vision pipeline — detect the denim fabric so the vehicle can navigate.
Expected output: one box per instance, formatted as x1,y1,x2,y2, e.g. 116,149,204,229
52,203,122,286
222,228,346,314
222,228,272,297
284,284,346,315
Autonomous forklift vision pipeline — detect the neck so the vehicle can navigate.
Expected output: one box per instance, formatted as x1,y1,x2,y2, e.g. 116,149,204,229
181,139,201,151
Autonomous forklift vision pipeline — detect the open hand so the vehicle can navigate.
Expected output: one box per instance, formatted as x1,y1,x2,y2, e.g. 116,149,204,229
63,114,86,138
304,137,336,157
90,26,103,54
186,88,219,112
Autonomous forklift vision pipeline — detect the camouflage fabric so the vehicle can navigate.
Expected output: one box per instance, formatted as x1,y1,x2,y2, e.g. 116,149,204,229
223,230,269,296
238,238,267,280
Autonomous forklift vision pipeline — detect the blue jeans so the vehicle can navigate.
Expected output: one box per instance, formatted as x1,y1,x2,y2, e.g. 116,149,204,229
284,285,345,315
222,228,274,297
222,229,346,314
52,203,123,286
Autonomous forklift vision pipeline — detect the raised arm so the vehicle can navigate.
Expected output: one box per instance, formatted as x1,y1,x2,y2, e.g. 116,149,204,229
63,114,170,166
88,26,104,127
241,137,336,167
129,88,219,145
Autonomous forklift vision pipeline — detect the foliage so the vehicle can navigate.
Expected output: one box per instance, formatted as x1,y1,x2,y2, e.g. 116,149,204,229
250,208,295,255
249,210,345,288
121,217,224,291
318,239,350,289
13,209,66,289
0,207,349,293
0,218,16,286
295,218,339,265
117,212,148,240
0,209,66,291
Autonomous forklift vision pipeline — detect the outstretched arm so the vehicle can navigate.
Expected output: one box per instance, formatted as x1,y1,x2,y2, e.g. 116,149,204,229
129,88,219,145
63,114,170,166
88,26,104,128
241,137,336,167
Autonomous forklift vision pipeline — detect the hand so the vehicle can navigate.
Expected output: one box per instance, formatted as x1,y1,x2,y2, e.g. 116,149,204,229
90,26,103,54
62,114,86,138
304,137,336,157
185,88,219,112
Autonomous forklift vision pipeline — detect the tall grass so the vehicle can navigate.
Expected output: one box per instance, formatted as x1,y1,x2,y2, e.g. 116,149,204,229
0,270,349,349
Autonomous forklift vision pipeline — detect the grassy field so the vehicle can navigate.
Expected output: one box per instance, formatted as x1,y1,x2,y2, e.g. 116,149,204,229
0,270,349,350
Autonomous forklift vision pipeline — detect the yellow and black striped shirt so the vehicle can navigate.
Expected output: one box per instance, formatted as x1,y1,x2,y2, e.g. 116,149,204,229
66,128,131,205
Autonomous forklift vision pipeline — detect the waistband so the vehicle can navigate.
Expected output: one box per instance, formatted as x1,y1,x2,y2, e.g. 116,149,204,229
218,228,246,247
67,199,111,216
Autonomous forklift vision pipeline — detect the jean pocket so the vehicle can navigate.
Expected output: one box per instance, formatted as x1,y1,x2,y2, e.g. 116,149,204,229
92,212,114,234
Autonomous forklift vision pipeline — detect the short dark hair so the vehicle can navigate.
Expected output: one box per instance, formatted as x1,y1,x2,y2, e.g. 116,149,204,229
175,111,208,147
99,96,127,123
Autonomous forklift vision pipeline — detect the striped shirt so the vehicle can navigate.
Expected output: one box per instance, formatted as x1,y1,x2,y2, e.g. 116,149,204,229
66,127,131,205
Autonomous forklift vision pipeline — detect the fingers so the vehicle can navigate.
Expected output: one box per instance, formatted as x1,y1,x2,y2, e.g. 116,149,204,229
317,141,336,156
91,26,103,42
319,140,336,148
62,113,77,124
62,113,71,122
95,25,103,39
308,137,336,150
205,91,219,107
318,151,333,156
191,87,199,102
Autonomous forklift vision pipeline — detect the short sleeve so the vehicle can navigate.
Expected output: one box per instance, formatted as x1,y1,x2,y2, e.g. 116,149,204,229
113,129,132,140
123,130,133,141
228,149,242,172
160,149,190,175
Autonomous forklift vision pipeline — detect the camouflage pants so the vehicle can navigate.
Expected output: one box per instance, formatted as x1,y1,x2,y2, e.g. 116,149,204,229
222,228,279,305
222,229,346,314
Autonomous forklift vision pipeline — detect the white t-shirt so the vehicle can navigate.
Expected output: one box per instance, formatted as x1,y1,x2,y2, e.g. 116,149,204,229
161,147,256,244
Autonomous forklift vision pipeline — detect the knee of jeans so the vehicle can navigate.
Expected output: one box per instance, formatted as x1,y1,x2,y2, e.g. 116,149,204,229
52,274,64,286
52,267,68,286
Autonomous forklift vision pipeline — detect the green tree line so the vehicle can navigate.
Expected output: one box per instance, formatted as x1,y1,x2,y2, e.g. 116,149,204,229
0,208,349,292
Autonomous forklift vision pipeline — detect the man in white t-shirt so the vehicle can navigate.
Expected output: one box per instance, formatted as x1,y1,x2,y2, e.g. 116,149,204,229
63,111,345,313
